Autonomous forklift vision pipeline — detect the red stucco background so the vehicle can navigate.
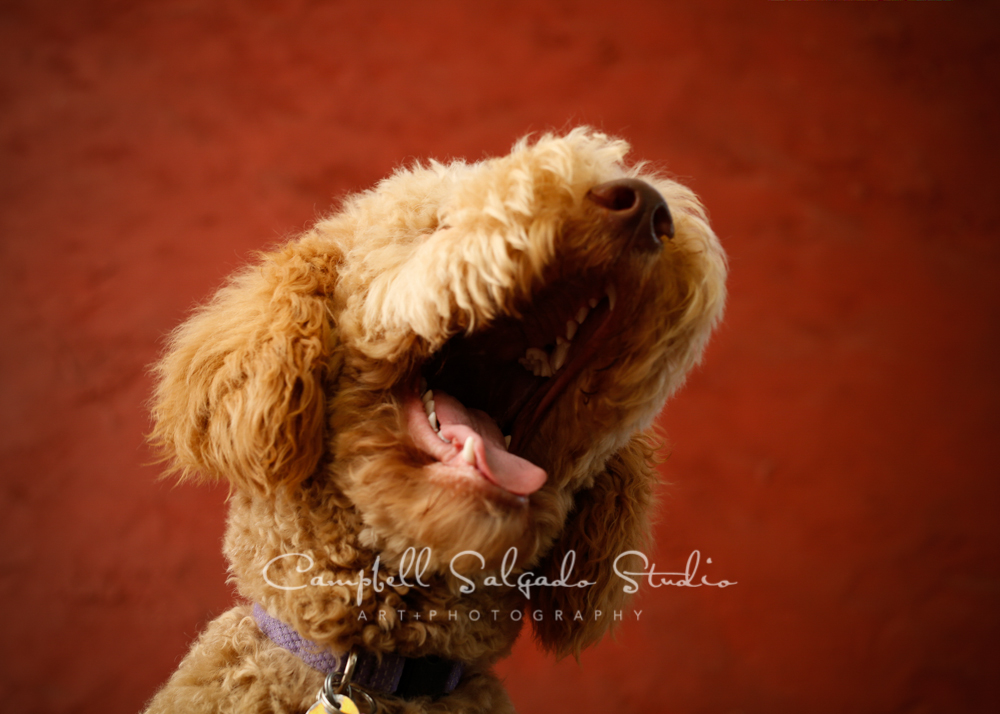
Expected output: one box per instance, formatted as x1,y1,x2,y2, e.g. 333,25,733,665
2,1,998,712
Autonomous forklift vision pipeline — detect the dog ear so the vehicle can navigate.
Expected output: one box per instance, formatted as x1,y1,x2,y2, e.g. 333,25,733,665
530,431,660,658
150,238,341,493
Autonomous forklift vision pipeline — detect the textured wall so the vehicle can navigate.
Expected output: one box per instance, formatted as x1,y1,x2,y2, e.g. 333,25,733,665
1,1,998,712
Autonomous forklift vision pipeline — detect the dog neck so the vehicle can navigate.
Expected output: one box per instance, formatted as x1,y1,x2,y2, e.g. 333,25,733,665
252,603,464,699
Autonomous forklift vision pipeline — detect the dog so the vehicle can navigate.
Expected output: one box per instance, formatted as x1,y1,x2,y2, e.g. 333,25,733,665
143,128,726,713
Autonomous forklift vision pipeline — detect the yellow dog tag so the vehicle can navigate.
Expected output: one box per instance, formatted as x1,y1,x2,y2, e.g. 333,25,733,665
307,693,361,714
334,694,361,714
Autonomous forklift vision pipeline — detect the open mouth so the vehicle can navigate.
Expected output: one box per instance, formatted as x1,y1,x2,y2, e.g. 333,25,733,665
405,272,620,499
400,177,675,502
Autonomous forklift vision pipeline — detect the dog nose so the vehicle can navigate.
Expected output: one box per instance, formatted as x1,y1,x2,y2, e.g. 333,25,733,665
586,178,674,251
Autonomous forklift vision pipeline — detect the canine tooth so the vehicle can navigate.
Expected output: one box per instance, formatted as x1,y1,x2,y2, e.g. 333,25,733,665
428,411,438,431
566,320,577,340
556,336,567,346
424,399,435,416
539,361,553,377
552,341,570,371
504,435,511,448
422,389,433,403
606,285,617,310
461,436,476,464
576,306,589,324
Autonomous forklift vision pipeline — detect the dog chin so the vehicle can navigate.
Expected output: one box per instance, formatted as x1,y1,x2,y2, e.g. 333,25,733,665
362,474,545,575
337,405,549,574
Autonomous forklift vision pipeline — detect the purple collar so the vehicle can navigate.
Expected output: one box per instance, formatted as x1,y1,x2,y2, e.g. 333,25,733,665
252,604,463,699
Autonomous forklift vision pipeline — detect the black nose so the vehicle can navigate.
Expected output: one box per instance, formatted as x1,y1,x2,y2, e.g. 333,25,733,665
586,178,674,251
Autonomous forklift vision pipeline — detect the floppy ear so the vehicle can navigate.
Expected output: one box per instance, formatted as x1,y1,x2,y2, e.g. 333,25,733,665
150,238,341,493
530,431,660,657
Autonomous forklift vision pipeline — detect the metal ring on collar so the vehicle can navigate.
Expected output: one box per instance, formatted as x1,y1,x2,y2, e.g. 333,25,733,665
321,651,359,698
317,682,378,714
337,651,358,694
351,689,378,713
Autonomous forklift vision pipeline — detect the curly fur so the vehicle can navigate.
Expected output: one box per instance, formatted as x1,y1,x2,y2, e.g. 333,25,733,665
144,128,726,713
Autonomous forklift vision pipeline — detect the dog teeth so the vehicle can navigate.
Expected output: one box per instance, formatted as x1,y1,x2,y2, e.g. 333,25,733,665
461,436,476,464
417,388,441,431
420,391,439,431
588,298,598,309
552,341,570,371
521,347,552,377
525,347,547,361
518,306,595,378
519,356,542,377
605,285,616,310
423,396,437,430
504,435,511,448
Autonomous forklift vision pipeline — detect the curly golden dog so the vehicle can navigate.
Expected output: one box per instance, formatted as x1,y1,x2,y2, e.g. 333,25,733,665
144,128,726,713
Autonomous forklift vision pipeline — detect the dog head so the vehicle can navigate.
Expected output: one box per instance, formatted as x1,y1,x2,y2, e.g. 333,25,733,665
151,128,726,656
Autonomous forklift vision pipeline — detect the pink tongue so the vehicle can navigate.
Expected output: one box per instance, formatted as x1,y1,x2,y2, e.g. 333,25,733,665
433,391,547,496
